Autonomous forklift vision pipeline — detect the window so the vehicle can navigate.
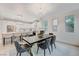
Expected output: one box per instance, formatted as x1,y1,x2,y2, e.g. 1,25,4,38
52,19,58,31
42,20,48,31
65,15,74,32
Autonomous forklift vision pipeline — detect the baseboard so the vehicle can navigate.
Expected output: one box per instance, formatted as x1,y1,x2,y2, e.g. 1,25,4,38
56,40,79,47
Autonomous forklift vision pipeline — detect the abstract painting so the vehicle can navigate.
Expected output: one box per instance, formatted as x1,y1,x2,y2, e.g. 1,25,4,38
7,25,15,32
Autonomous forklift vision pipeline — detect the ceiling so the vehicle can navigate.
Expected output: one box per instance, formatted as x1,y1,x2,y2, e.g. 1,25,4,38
0,3,79,22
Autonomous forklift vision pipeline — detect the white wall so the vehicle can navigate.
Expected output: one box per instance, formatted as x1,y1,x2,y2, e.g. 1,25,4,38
48,9,79,45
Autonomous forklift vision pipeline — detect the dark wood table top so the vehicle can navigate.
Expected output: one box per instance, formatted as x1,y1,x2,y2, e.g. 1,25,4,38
22,34,54,45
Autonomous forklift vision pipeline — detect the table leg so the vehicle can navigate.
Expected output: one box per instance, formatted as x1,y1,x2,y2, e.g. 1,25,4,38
29,49,33,56
3,38,5,46
11,37,13,44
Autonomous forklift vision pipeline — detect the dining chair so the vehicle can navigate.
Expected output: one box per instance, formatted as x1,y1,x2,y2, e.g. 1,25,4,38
14,41,33,56
37,39,51,56
33,31,36,35
49,33,53,35
50,35,56,52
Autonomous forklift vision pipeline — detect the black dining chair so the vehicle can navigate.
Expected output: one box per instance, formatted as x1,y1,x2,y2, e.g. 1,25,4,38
50,35,56,52
49,33,53,35
14,41,33,56
37,39,51,56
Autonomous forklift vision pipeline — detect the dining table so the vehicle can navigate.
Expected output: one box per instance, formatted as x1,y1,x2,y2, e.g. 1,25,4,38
21,34,54,56
22,34,54,46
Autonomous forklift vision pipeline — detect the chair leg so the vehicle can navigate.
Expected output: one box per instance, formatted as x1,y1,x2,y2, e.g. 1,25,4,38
47,45,51,54
54,43,56,48
19,53,21,56
16,52,18,56
29,49,33,56
51,44,53,52
37,47,39,54
44,49,45,56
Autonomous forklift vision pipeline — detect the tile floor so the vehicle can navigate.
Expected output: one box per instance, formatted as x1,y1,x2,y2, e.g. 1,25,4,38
0,42,79,56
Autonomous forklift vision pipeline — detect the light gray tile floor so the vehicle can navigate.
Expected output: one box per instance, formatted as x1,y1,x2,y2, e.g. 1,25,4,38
0,42,79,56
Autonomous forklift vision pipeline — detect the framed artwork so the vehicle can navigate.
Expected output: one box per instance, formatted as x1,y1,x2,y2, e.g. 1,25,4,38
65,15,74,32
7,25,15,32
52,19,58,31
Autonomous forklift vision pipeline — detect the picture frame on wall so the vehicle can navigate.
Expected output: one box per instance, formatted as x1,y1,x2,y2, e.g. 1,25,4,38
52,19,58,32
7,25,15,32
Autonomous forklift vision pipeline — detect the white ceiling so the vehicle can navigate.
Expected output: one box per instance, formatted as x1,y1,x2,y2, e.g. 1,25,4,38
0,3,79,22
